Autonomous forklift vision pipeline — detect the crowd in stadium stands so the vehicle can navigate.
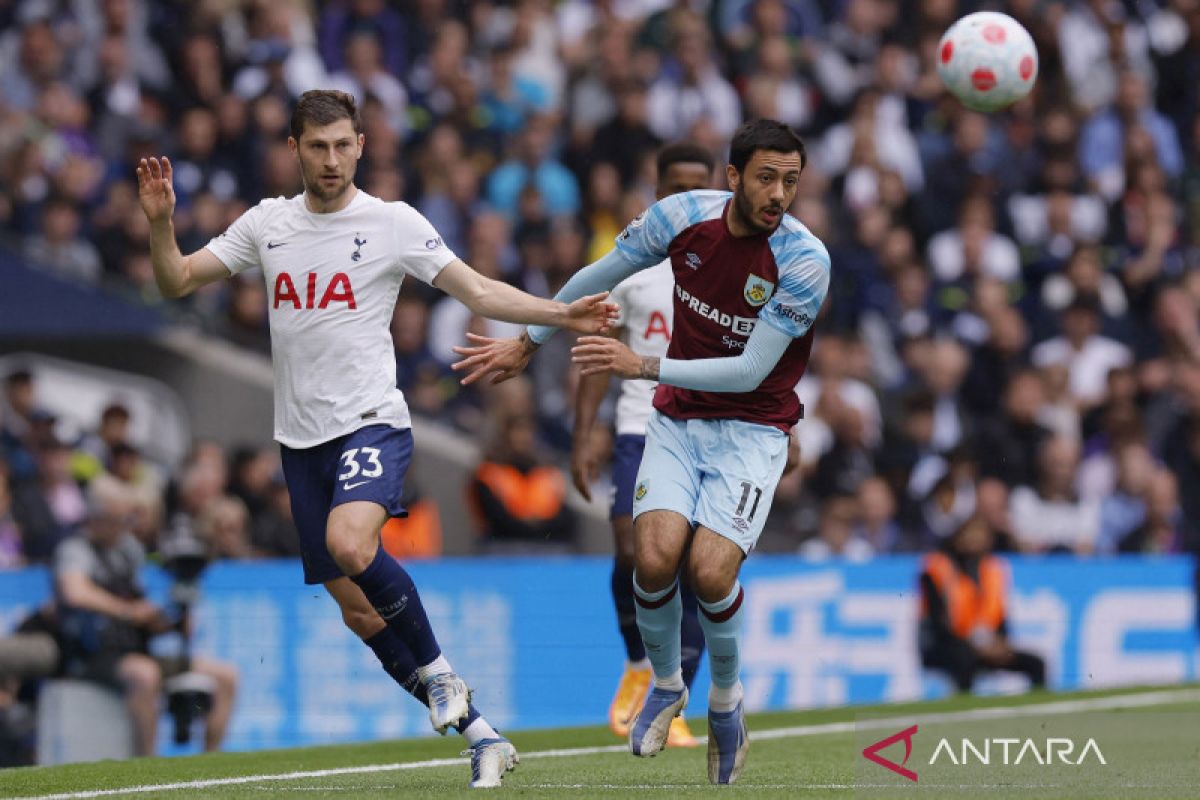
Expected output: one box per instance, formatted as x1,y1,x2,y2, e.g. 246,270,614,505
0,0,1199,564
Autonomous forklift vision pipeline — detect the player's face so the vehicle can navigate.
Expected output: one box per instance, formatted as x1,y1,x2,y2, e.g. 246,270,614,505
728,149,802,234
289,118,364,203
655,161,712,200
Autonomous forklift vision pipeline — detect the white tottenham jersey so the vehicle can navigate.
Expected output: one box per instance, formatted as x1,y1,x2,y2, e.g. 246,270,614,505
607,259,674,436
205,190,456,448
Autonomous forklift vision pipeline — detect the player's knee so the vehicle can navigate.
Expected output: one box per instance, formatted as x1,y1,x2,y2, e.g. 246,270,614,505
687,562,737,603
634,549,679,591
325,528,376,574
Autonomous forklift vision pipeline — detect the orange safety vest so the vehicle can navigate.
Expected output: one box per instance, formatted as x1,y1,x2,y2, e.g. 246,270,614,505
381,498,442,560
921,552,1007,639
471,462,566,523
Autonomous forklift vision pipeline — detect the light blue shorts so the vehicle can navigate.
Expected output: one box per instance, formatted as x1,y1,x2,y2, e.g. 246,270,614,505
631,411,790,552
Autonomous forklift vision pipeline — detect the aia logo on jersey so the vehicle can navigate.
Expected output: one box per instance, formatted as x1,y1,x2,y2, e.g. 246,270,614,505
273,271,357,310
743,275,775,307
352,234,367,262
643,311,671,342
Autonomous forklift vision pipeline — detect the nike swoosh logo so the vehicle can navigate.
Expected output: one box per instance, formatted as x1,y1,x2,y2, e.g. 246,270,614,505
267,241,287,249
343,480,371,490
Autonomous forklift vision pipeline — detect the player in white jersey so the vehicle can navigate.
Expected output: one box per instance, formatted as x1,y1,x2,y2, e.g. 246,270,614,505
137,90,616,788
570,143,714,748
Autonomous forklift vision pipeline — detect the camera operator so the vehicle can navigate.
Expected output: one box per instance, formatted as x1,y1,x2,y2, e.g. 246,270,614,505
53,477,237,756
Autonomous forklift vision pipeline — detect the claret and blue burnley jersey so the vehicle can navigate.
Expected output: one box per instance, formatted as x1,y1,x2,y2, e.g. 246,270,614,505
615,190,830,432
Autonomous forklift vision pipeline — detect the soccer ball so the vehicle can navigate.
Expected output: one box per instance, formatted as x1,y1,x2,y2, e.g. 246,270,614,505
936,12,1038,113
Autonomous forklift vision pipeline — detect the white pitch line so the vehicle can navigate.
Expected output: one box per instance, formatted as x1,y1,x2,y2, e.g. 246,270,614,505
14,688,1200,800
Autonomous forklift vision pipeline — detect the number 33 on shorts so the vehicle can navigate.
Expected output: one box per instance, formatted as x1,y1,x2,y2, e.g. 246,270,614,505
339,447,384,489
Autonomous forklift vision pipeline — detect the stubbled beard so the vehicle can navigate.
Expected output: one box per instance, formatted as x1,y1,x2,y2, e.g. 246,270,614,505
733,186,781,234
300,163,350,202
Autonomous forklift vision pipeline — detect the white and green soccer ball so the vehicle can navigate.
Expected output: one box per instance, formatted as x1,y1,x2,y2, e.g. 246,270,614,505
936,12,1038,113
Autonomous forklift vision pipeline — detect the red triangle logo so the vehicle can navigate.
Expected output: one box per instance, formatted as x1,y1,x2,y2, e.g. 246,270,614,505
862,724,919,782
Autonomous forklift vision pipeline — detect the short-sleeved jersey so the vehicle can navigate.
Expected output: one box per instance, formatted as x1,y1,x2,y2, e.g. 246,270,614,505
614,190,830,432
205,191,456,447
608,259,674,436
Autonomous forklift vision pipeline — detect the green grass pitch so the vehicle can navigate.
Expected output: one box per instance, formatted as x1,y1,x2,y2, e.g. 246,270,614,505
4,685,1199,799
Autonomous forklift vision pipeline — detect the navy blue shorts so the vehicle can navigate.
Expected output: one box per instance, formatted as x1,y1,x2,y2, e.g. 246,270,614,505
280,425,414,585
610,434,646,520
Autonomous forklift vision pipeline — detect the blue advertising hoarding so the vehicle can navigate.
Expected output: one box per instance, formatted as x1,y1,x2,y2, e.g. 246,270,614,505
0,555,1195,753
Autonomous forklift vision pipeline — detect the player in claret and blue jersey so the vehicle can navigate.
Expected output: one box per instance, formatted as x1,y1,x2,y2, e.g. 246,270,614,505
453,119,830,785
137,89,616,788
570,142,716,749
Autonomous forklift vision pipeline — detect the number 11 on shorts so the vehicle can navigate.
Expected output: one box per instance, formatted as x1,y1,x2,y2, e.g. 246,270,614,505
735,481,762,522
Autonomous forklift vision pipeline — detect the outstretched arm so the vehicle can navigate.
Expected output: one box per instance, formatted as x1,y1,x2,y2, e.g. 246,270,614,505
572,320,795,392
432,259,618,334
448,248,647,385
137,157,231,298
524,248,647,344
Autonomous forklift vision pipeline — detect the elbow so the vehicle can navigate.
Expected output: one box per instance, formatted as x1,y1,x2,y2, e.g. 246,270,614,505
732,367,770,393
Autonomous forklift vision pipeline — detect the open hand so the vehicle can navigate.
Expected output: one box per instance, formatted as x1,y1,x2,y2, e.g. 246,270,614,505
136,157,176,224
562,292,619,335
572,336,646,379
451,333,534,386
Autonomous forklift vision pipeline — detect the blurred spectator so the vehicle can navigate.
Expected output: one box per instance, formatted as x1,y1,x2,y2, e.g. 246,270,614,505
1080,70,1184,201
328,28,409,138
799,493,874,561
1031,295,1133,409
1059,0,1155,115
198,496,253,560
469,411,577,553
23,197,103,284
927,195,1020,285
854,476,903,553
1038,245,1128,329
960,306,1030,418
250,470,302,558
646,13,740,141
811,0,888,119
479,44,550,137
975,370,1053,488
918,515,1046,693
53,479,237,755
1120,469,1181,553
487,113,581,217
71,0,172,94
11,438,87,562
1095,439,1156,554
585,79,662,188
1009,436,1100,554
76,402,132,477
0,18,67,112
318,0,409,79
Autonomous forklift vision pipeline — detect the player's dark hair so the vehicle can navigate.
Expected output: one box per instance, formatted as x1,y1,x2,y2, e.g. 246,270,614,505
728,119,806,173
656,142,715,179
290,90,362,140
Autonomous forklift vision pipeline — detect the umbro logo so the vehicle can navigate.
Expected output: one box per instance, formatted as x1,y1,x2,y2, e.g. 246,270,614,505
267,241,287,249
685,252,702,269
